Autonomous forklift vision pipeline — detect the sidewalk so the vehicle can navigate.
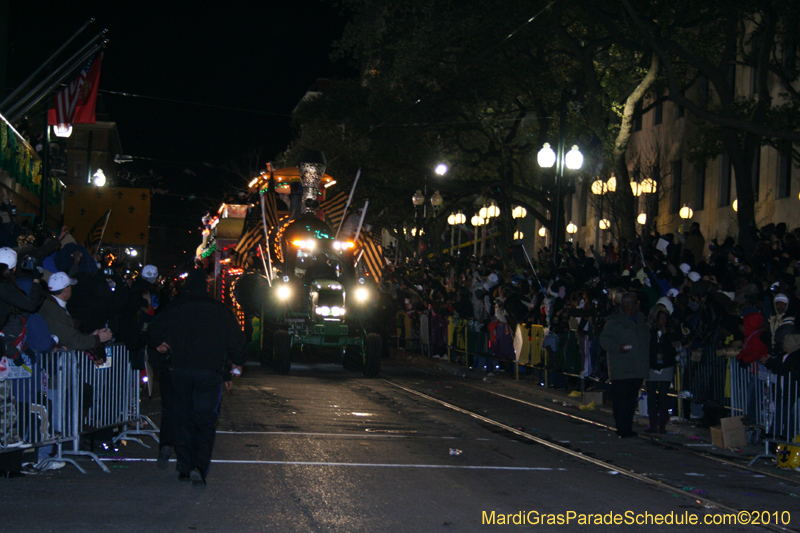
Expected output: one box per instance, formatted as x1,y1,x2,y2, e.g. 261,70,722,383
387,347,797,477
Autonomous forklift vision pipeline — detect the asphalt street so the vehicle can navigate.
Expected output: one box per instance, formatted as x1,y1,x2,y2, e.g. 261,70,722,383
3,355,799,533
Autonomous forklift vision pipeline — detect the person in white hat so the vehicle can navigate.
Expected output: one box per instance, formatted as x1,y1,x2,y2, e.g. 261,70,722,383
769,293,795,351
141,265,159,284
0,247,44,367
38,272,113,351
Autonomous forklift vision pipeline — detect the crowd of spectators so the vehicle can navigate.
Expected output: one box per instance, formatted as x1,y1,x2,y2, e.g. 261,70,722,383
379,220,800,436
0,217,172,468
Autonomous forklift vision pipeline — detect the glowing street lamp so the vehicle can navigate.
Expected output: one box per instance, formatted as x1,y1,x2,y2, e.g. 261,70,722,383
536,91,584,250
512,205,527,219
93,169,106,187
599,219,610,230
537,143,556,168
679,205,694,220
565,145,584,170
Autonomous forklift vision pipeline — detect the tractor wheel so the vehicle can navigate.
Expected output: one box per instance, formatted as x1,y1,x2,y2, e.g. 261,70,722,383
362,333,382,377
272,330,292,375
342,345,362,372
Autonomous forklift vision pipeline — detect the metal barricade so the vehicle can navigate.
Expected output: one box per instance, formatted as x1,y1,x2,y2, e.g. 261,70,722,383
419,312,430,356
682,345,731,409
1,345,159,474
75,344,158,446
732,361,800,465
1,352,78,468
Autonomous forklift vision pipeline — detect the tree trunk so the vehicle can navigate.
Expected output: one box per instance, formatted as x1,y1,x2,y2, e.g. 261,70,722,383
722,128,758,255
612,53,660,243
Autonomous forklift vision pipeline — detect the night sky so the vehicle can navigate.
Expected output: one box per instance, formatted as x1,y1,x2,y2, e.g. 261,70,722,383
6,1,353,269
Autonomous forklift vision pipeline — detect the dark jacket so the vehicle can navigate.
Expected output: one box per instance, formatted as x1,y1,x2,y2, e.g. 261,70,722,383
649,326,677,370
599,308,650,380
0,277,42,330
146,293,246,373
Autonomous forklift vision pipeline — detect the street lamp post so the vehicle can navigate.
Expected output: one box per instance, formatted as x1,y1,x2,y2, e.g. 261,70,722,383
537,90,583,253
471,214,486,257
590,174,616,249
411,164,448,261
631,175,658,236
447,211,466,256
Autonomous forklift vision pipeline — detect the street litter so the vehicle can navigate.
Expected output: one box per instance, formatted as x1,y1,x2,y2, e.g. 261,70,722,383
449,449,463,456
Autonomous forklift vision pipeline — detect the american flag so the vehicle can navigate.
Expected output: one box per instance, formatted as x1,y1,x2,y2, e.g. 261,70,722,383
47,53,103,128
86,209,111,255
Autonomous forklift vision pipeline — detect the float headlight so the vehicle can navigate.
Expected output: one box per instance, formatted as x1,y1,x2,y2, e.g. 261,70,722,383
331,306,345,317
277,285,291,299
316,306,331,316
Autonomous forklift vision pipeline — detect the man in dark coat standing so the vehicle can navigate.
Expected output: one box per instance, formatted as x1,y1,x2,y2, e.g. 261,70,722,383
599,292,650,438
147,268,245,485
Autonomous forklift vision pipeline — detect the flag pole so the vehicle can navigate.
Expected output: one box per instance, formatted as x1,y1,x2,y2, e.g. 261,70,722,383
352,200,369,243
268,163,278,227
5,37,105,122
0,18,95,110
335,169,361,239
94,210,111,257
259,194,273,285
39,116,50,225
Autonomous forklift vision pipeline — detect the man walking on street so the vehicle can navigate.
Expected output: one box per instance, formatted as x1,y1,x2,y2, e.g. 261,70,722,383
599,292,650,438
147,268,245,486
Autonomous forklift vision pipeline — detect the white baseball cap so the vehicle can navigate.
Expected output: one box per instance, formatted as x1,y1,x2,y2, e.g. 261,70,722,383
0,247,17,269
48,272,77,292
142,265,159,282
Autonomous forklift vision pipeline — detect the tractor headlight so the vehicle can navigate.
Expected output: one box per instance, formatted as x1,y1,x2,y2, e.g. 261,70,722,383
277,285,291,299
356,288,368,301
316,306,331,316
331,306,345,317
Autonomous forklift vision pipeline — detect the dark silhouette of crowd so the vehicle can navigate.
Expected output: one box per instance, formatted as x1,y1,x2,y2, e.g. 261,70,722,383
380,220,800,437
